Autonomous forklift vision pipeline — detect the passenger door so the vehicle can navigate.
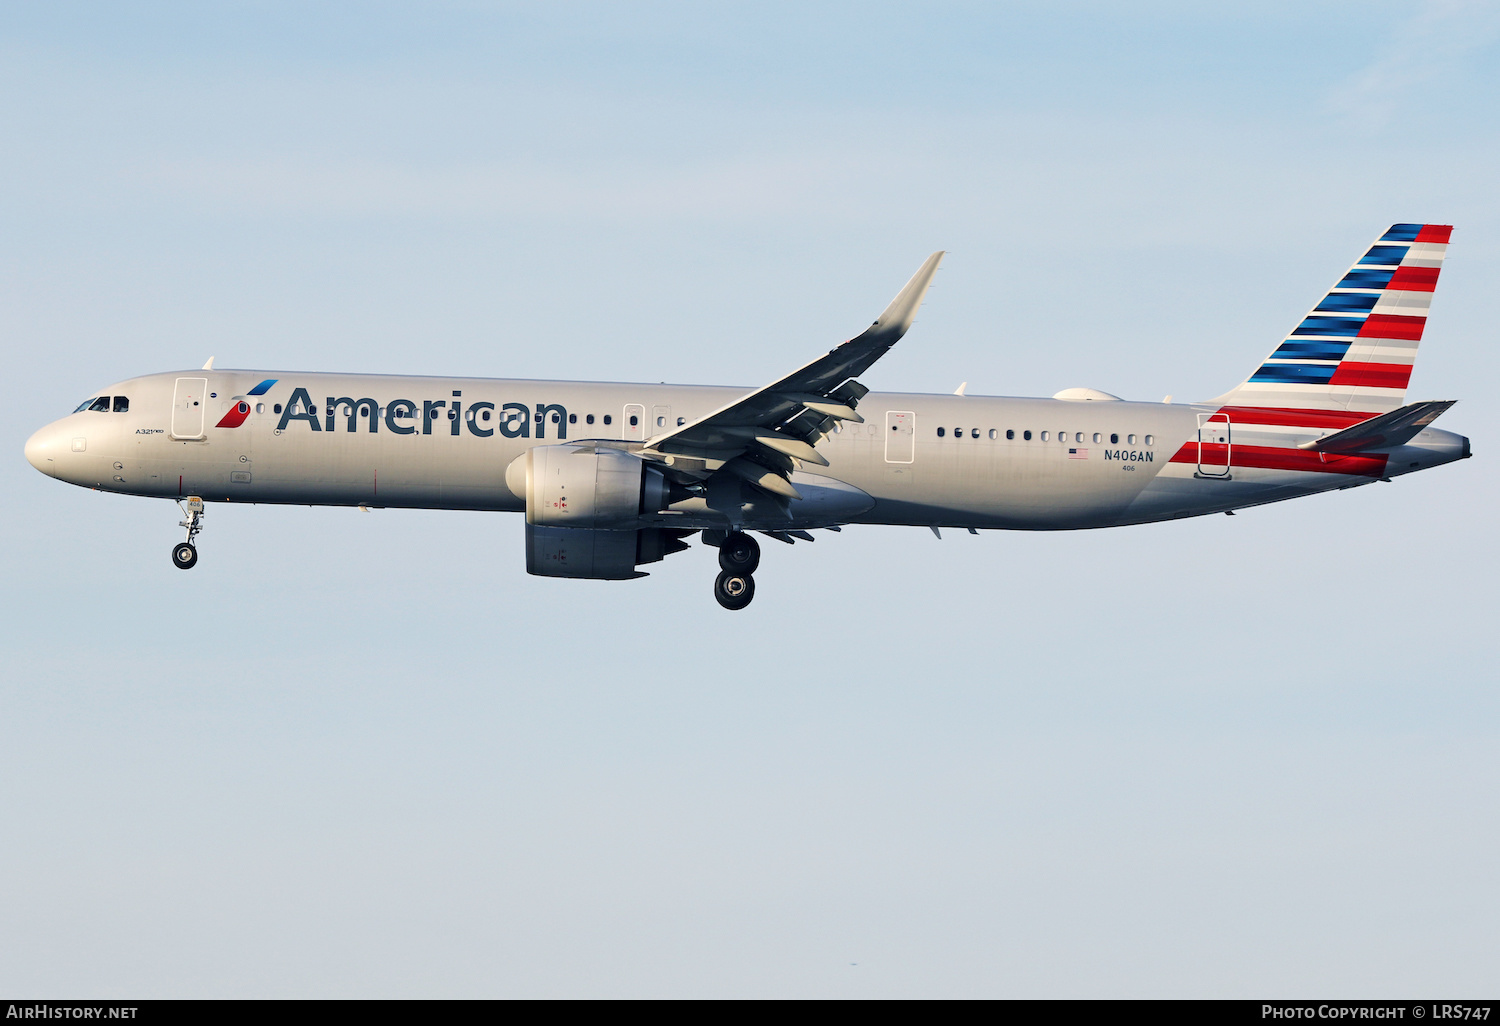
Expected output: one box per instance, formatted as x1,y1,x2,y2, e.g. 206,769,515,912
1196,413,1231,478
171,378,208,440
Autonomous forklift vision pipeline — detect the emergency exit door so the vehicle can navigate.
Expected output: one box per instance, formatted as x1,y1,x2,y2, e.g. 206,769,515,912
885,410,915,463
622,404,646,441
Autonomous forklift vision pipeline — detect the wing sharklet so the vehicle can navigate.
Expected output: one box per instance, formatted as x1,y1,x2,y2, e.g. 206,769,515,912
642,251,944,454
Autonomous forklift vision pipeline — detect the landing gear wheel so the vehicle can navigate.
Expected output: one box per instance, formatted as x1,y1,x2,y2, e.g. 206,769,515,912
718,532,761,574
172,542,198,570
714,569,755,610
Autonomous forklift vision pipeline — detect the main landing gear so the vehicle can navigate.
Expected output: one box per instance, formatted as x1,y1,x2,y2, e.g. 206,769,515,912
172,496,205,570
713,532,760,610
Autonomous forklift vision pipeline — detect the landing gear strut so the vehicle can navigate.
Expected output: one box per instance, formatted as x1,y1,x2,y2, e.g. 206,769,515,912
713,532,760,610
172,496,204,570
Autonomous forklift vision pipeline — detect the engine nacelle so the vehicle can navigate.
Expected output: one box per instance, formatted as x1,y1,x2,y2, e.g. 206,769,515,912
506,445,671,528
524,524,692,580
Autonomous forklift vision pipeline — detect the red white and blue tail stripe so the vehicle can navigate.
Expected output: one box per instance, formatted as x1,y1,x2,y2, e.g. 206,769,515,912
1214,224,1451,414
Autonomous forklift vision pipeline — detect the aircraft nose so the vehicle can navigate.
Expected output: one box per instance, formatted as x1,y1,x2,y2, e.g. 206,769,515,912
24,424,60,478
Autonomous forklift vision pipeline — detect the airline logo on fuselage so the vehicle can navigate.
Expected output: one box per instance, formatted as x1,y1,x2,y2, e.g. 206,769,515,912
271,386,569,439
215,380,280,429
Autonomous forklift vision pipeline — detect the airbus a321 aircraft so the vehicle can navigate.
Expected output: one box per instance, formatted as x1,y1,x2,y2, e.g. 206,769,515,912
25,224,1471,609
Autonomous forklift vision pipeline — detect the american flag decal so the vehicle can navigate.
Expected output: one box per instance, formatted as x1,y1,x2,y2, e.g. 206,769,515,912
1069,448,1088,459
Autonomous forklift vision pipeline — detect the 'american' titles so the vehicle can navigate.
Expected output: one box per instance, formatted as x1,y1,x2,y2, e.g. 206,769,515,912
275,386,570,439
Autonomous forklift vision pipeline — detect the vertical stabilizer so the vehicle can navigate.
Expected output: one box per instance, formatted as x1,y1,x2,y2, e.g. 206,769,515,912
1214,224,1451,414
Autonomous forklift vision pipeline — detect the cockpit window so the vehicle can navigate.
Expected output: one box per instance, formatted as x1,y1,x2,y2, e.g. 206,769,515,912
87,397,111,412
113,396,129,413
74,398,97,413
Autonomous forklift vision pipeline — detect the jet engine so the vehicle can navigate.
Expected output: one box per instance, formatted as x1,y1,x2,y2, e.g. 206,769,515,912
505,444,672,528
507,445,692,579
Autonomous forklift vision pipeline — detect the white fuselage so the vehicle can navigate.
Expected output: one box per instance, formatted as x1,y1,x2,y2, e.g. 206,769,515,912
24,369,1470,531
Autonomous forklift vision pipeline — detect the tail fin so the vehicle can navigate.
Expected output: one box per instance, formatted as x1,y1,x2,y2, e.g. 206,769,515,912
1214,224,1451,414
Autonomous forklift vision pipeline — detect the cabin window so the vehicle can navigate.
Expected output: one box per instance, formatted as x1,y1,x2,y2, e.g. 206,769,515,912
1093,432,1102,443
1058,431,1066,443
568,413,577,424
88,397,111,412
113,396,130,413
1128,434,1137,444
1006,429,1014,440
551,413,561,424
255,403,265,414
629,415,638,427
1040,431,1049,441
656,416,665,427
677,417,685,426
481,409,492,422
1145,434,1154,446
274,404,283,414
586,414,595,424
989,429,997,439
603,415,612,425
1023,430,1031,440
1075,432,1083,443
971,428,979,439
936,427,946,437
1110,433,1119,444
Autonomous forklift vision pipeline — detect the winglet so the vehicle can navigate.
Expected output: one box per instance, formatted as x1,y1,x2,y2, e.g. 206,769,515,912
202,357,215,370
867,252,944,343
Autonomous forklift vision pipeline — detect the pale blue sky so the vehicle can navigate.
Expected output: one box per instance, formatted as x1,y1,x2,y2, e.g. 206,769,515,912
2,2,1497,997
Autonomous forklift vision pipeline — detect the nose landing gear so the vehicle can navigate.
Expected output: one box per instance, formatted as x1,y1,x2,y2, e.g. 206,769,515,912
713,531,760,610
172,496,205,570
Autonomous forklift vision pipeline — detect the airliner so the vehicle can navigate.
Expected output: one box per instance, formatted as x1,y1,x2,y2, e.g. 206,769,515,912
24,224,1470,609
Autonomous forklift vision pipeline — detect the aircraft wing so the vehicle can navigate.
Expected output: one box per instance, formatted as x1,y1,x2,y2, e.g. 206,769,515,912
1297,399,1457,454
640,251,944,501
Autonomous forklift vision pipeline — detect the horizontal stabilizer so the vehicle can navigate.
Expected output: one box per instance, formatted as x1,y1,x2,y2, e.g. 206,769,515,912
1298,399,1457,453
